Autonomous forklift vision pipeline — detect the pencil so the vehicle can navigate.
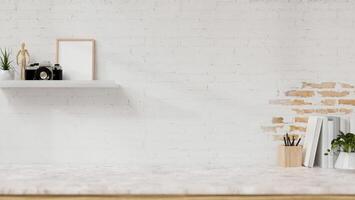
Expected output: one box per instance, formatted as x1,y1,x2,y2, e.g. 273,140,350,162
283,136,287,146
286,133,291,146
295,138,301,146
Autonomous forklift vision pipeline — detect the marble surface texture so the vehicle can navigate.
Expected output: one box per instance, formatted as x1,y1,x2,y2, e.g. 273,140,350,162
0,165,355,195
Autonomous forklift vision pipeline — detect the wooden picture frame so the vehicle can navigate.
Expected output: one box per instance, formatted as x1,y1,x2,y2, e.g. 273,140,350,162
56,39,96,80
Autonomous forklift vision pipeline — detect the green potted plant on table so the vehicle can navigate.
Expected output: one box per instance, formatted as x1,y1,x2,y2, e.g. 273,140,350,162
331,132,355,169
0,48,14,80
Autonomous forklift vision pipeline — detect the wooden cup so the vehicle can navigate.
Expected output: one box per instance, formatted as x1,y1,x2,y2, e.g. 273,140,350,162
278,145,303,167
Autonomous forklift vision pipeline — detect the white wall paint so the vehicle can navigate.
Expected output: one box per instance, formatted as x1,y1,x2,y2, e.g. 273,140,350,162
0,0,354,167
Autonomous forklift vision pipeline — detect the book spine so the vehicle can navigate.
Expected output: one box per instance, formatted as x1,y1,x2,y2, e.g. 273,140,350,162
309,117,323,167
322,119,328,168
340,118,350,133
328,120,334,168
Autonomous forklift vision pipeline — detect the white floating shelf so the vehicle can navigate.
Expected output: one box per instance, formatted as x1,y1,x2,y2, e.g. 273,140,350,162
0,80,119,88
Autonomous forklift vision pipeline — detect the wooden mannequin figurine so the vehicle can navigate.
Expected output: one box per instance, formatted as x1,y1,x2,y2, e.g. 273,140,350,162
16,43,30,80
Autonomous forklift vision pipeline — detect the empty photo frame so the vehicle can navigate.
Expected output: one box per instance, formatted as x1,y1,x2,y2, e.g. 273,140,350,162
56,39,96,80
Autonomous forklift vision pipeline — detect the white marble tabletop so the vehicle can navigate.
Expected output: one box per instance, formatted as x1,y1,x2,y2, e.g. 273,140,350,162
0,165,355,195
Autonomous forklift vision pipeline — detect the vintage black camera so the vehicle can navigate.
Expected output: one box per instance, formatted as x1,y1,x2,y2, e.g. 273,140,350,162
25,62,63,80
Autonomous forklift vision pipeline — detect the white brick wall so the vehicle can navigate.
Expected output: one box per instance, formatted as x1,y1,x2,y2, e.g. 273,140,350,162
0,0,354,167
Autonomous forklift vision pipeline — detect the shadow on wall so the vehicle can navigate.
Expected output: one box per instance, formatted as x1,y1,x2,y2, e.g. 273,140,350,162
262,82,355,140
0,86,198,120
0,87,199,163
0,88,136,118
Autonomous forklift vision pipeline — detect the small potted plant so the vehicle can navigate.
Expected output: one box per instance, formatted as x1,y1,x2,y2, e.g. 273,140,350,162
330,132,355,169
0,48,14,80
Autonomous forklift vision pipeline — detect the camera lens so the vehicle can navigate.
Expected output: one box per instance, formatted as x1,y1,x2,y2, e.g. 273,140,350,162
35,67,53,80
40,71,49,80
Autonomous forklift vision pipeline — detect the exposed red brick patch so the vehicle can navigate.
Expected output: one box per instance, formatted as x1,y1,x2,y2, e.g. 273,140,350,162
264,82,355,135
269,99,312,106
272,117,284,124
302,82,336,89
318,91,349,97
261,125,283,133
292,108,350,115
295,117,308,123
339,108,353,114
289,125,307,132
339,99,355,106
292,109,315,114
340,83,354,89
285,90,315,97
321,99,337,106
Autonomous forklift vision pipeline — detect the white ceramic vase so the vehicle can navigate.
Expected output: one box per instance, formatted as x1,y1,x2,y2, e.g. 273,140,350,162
335,152,355,169
0,70,14,80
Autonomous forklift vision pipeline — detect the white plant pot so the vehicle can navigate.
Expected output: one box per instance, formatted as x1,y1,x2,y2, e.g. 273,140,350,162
0,70,14,80
335,152,355,170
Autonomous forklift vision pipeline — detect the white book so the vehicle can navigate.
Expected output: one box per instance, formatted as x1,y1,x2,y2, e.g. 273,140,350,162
327,120,335,168
315,117,328,168
327,116,340,168
303,116,323,167
340,117,350,133
350,118,355,133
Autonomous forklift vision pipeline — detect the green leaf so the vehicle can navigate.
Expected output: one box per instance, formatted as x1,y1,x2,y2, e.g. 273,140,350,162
0,48,13,70
330,132,355,153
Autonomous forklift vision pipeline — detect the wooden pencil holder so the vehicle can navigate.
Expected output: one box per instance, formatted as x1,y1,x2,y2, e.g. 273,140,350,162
278,145,303,167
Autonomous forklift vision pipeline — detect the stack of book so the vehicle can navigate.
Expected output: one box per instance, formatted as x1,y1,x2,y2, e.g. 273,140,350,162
303,116,350,168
